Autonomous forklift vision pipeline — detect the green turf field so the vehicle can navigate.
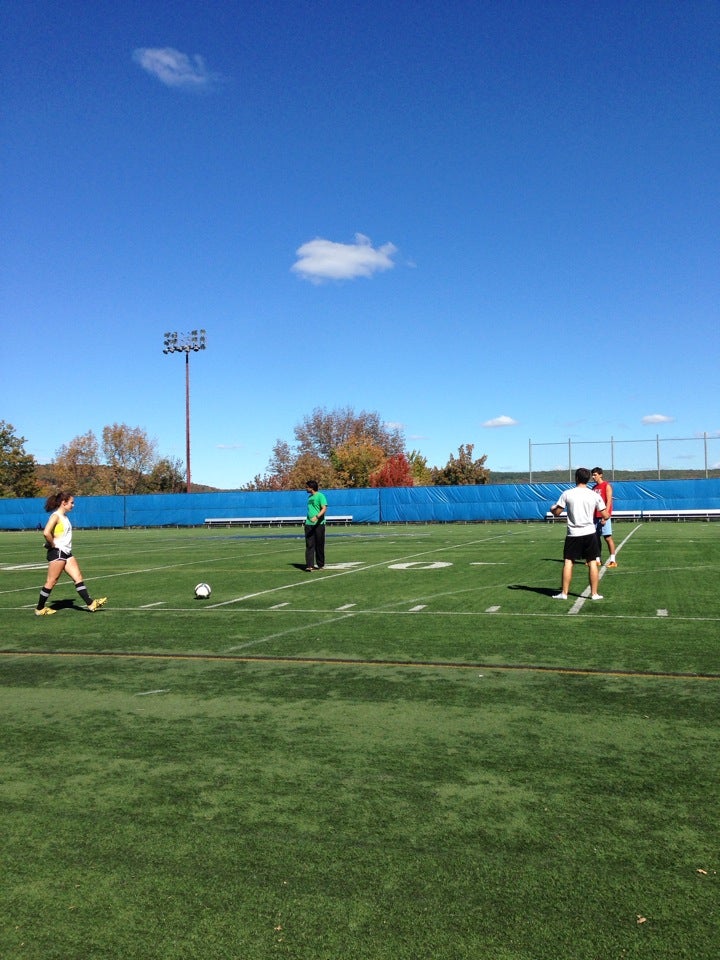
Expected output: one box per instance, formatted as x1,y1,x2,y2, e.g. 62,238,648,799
1,522,718,959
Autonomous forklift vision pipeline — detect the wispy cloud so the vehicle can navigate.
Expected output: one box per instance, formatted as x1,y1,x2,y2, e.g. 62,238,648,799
292,233,397,283
641,413,675,425
483,415,519,428
133,47,218,90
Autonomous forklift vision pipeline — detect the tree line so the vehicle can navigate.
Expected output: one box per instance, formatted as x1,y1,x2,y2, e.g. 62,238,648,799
0,409,490,498
242,407,490,490
0,420,185,498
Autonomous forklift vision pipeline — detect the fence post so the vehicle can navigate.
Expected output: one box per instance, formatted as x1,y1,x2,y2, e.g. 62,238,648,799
529,438,533,483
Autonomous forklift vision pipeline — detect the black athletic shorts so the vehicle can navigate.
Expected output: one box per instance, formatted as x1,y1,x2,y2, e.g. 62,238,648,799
46,547,72,562
563,533,597,563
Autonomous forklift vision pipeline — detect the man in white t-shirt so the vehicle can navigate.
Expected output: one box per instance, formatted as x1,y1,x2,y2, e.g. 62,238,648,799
550,467,610,600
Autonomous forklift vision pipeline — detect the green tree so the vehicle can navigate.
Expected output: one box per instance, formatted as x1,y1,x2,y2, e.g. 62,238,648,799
145,456,185,493
0,420,38,497
407,449,432,486
431,443,490,485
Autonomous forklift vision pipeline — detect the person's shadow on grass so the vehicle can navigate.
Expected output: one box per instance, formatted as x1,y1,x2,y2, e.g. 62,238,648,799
508,584,559,597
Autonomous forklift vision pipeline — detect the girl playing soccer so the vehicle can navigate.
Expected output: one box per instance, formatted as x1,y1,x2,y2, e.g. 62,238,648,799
35,492,107,616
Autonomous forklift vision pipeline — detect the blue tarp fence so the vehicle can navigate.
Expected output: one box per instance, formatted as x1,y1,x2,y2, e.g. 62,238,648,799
2,479,719,530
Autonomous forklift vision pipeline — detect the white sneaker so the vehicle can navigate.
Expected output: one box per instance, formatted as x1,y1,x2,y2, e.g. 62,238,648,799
552,592,568,600
590,593,603,601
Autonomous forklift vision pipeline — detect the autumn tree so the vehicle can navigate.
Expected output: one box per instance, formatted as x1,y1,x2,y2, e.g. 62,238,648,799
53,431,102,495
102,423,158,494
295,407,405,460
332,436,386,488
0,421,38,497
369,452,415,487
431,443,490,485
248,407,406,490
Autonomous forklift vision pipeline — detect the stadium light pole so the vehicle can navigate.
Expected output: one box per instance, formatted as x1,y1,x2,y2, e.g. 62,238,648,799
162,330,207,493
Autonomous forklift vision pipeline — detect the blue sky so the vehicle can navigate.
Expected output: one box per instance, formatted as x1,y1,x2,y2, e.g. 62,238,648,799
2,0,719,487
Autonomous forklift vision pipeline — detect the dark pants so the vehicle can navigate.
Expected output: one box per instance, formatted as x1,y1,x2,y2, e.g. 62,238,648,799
305,523,326,569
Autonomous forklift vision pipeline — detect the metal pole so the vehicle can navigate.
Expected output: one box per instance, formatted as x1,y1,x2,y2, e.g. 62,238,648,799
704,432,708,479
185,351,191,494
162,330,206,495
568,438,572,481
656,434,660,480
610,436,615,481
528,438,533,483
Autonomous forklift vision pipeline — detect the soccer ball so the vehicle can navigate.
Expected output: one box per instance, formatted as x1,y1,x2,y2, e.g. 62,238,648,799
194,582,212,599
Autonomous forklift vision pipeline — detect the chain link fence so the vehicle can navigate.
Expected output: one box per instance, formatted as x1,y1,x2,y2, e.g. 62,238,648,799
528,433,720,482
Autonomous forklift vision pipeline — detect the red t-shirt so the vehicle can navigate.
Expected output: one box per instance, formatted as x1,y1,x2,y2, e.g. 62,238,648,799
592,480,612,518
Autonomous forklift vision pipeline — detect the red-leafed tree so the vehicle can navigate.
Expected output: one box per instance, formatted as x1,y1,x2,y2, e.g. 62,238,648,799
369,453,414,487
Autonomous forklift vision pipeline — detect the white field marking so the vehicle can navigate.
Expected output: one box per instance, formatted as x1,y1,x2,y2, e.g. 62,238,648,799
657,609,669,617
135,689,170,696
208,531,514,609
486,605,501,613
1,563,47,572
271,602,290,609
388,561,452,570
53,537,294,589
336,603,357,610
409,605,427,612
568,525,642,615
226,612,356,652
139,601,166,608
323,562,364,570
6,604,718,624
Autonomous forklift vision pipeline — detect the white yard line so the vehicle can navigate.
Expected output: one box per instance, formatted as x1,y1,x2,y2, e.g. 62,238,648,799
226,612,356,652
207,531,516,610
568,524,642,615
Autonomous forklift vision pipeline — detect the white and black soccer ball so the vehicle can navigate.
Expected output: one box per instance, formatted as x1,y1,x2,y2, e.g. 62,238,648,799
194,582,212,599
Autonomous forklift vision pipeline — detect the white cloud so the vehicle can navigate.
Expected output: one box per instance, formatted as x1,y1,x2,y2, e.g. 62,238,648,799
483,415,519,428
291,233,397,283
641,414,675,425
133,47,217,89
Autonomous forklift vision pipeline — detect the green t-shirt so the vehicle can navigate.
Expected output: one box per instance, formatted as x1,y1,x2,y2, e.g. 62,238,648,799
305,491,327,525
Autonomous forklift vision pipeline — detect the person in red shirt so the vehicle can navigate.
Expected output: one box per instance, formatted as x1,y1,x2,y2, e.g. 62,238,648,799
591,467,617,567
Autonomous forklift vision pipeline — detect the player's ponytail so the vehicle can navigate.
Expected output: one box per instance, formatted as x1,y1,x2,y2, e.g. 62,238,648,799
44,491,73,512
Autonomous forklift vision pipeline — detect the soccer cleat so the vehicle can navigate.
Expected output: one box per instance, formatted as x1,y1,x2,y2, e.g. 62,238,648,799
607,560,618,568
35,607,57,616
87,597,107,612
590,594,603,601
552,592,568,600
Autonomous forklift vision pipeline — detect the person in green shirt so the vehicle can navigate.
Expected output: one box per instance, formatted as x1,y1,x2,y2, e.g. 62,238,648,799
304,480,328,571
